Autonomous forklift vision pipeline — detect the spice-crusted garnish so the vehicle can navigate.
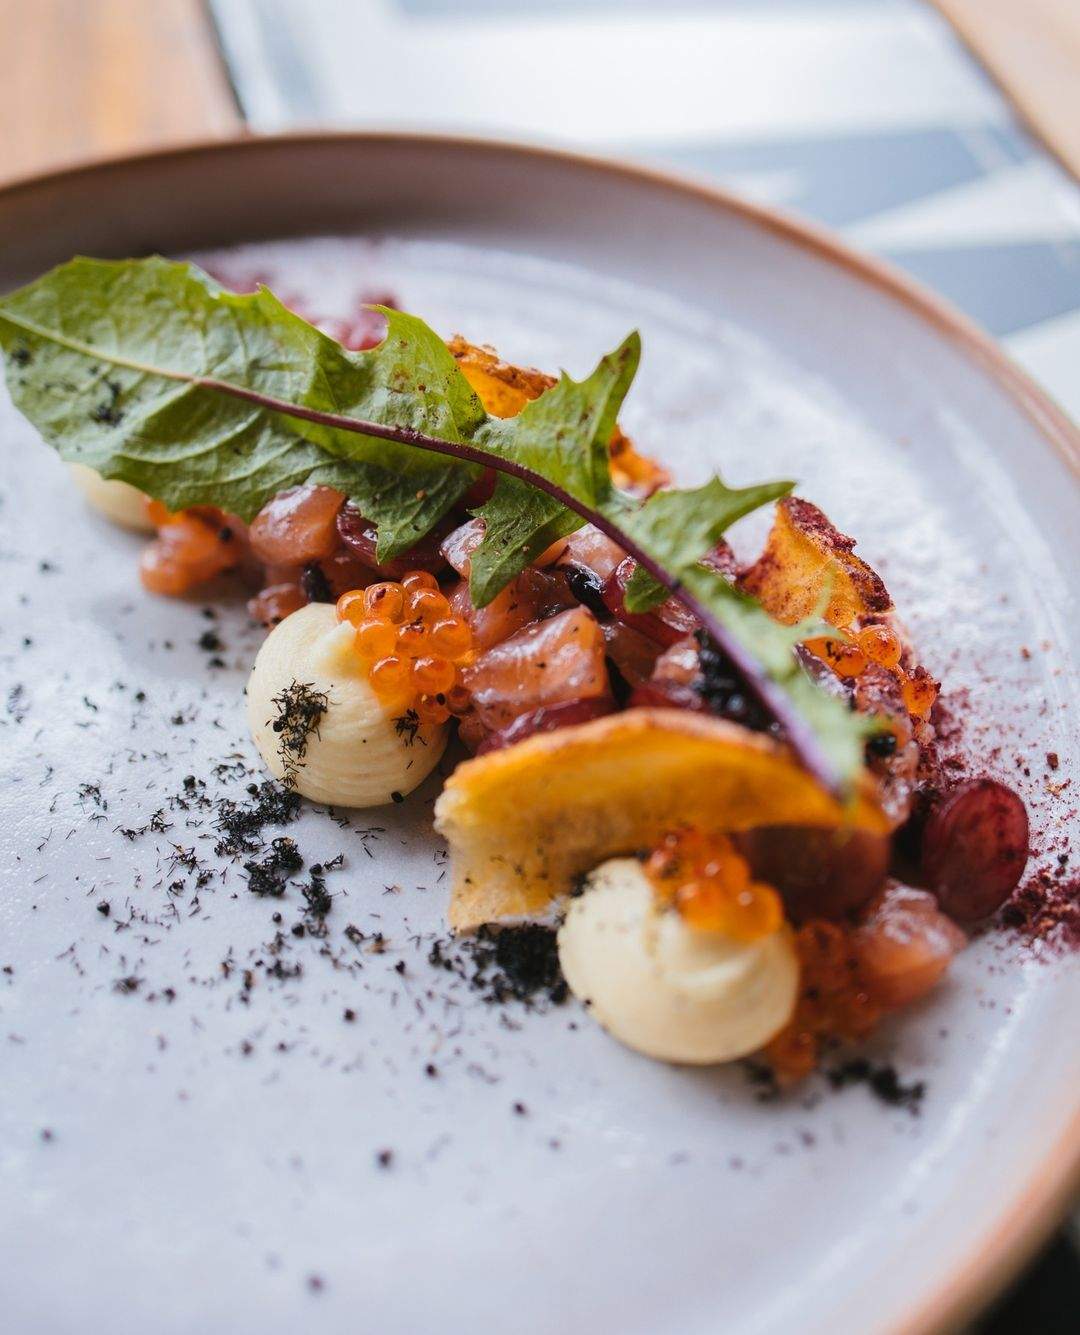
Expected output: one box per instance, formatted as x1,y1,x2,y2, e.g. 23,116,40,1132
269,680,329,787
826,1058,926,1114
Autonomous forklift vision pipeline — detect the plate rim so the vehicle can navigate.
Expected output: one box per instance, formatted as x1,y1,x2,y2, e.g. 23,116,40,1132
0,128,1076,1335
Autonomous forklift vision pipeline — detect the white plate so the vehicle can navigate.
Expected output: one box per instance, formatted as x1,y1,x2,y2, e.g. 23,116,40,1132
0,135,1077,1335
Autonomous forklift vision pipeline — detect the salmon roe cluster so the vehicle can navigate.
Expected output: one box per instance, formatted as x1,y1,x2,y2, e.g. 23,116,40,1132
336,570,473,723
762,921,881,1084
804,621,937,720
645,829,784,943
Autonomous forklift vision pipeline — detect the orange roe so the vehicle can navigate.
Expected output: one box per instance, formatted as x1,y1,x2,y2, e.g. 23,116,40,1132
902,665,938,719
416,694,452,724
400,571,439,594
429,618,472,659
406,587,451,622
355,619,397,661
365,582,405,623
412,656,455,695
335,572,474,715
857,622,902,670
336,589,369,627
804,635,867,679
805,620,936,736
396,620,430,657
644,829,784,943
369,654,410,695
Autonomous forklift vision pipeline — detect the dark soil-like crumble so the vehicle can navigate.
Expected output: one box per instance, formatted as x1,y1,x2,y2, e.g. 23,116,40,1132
428,924,568,1007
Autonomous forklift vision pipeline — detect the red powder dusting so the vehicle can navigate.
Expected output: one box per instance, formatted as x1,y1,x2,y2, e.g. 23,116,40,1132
1001,860,1080,951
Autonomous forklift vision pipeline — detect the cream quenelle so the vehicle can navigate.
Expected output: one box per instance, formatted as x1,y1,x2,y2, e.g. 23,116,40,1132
557,858,799,1064
247,603,447,807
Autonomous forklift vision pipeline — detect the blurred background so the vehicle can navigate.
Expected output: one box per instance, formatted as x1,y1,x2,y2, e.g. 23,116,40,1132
3,1,1077,1328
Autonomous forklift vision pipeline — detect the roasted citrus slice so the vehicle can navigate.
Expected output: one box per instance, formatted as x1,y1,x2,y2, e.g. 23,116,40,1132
434,708,888,930
448,335,556,418
448,335,667,492
740,496,891,628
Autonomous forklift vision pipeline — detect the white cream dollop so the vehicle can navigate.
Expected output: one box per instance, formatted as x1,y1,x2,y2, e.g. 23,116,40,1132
557,858,798,1064
69,463,155,532
246,603,447,807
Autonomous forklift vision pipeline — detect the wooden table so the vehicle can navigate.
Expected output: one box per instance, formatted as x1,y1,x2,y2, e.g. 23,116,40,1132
3,0,239,182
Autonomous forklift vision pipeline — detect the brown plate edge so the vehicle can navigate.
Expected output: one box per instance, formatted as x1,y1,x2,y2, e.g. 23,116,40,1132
0,127,1076,1335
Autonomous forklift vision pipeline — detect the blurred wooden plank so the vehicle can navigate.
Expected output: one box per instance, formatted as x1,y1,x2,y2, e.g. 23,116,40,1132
1,0,241,183
933,0,1080,181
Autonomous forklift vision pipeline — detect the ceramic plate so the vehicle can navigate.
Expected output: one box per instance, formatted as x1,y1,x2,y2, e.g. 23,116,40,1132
0,135,1077,1335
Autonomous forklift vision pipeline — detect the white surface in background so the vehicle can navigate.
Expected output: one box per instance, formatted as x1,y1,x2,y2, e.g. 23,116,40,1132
213,0,1006,140
847,158,1080,248
1007,306,1080,422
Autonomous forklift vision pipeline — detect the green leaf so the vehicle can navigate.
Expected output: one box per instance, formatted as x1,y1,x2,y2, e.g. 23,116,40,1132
619,475,794,612
0,257,486,552
677,567,872,775
0,255,868,787
466,334,640,607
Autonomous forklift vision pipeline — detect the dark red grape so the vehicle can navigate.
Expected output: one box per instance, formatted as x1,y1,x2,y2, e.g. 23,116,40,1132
921,778,1029,921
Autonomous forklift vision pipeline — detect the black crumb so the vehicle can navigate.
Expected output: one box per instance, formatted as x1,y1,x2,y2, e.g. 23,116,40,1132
215,780,301,858
244,836,303,897
742,1061,781,1103
375,1148,394,1169
428,924,567,1007
827,1059,926,1113
300,563,333,604
343,1008,356,1023
390,791,404,805
301,863,335,924
89,378,124,426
